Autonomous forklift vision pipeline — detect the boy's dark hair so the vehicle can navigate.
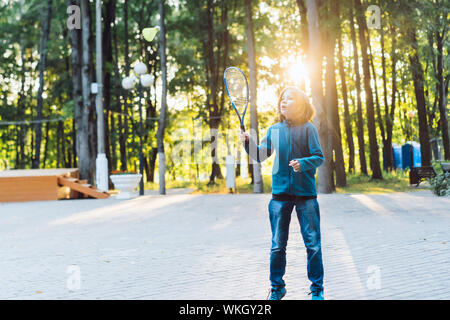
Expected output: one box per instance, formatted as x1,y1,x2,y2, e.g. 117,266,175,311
277,86,316,125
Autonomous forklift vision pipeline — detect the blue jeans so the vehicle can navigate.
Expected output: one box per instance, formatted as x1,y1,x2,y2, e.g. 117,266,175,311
268,198,324,292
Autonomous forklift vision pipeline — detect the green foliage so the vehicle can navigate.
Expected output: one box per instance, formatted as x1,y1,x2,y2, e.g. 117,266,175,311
63,100,75,119
429,173,450,197
429,161,450,196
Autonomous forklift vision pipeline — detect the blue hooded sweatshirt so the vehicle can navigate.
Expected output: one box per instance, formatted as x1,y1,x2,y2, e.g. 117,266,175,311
244,119,324,197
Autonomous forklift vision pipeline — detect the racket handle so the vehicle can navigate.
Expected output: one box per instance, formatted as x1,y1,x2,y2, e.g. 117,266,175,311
240,124,246,133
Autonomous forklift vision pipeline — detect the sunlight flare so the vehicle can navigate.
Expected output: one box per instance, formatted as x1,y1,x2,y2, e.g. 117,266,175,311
288,58,309,83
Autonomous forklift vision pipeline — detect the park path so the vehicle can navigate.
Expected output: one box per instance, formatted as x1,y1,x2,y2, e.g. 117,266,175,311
0,190,449,300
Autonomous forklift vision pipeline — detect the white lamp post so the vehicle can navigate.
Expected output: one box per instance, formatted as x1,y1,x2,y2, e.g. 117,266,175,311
122,62,154,196
94,0,108,192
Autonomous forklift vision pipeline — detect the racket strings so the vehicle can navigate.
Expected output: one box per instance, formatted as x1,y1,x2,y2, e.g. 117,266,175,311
233,97,248,105
224,67,249,123
225,70,248,112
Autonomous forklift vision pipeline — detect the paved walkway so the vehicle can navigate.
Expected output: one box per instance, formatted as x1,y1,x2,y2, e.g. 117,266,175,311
0,191,449,300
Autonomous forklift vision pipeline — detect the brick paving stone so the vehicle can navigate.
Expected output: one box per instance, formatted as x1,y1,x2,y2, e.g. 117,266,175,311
0,191,448,300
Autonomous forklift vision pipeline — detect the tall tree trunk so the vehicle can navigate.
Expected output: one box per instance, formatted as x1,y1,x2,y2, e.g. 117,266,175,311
145,95,157,183
18,0,26,169
337,28,355,173
42,122,50,168
436,25,449,160
57,120,62,167
110,107,117,171
204,0,224,185
296,0,309,54
14,127,19,169
79,0,94,182
380,21,393,171
305,0,334,193
157,0,168,195
32,0,53,169
236,149,241,177
122,0,130,171
62,122,67,167
103,0,116,178
355,0,382,179
72,118,77,167
367,29,386,166
244,0,263,193
67,0,83,171
384,22,397,171
349,7,367,175
407,27,431,167
325,0,346,188
148,147,158,183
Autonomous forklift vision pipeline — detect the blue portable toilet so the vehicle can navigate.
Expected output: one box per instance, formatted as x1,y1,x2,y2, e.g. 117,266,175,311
402,142,421,169
411,141,421,167
393,145,402,169
402,143,413,169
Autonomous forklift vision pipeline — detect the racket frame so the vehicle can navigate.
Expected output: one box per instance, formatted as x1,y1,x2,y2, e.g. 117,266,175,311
223,67,249,132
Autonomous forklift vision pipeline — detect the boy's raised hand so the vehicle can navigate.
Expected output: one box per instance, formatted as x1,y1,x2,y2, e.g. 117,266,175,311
289,160,300,172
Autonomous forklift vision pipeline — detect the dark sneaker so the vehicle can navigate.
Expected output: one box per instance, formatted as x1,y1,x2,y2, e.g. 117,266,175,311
309,290,324,300
267,287,287,300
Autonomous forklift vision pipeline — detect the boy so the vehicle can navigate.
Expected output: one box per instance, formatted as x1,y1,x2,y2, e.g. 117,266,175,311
239,87,325,300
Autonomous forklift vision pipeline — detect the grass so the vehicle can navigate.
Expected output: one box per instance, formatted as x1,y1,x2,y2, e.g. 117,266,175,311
144,175,272,194
335,170,424,194
144,169,425,195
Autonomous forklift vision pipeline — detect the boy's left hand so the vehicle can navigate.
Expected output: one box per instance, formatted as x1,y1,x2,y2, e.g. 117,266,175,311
289,160,300,172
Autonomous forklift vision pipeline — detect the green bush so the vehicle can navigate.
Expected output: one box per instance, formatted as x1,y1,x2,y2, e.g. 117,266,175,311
429,172,450,197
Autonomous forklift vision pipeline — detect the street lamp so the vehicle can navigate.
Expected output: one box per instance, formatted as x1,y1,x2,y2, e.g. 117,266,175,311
122,62,154,196
93,0,108,192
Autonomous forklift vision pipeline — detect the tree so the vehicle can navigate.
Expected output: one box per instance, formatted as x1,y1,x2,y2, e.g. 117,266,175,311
434,1,449,160
349,6,368,175
202,0,230,185
102,0,117,179
296,0,309,54
32,0,53,168
121,0,130,172
382,14,398,172
305,0,334,193
400,0,432,167
354,0,382,179
336,13,355,173
17,0,27,169
406,27,432,166
324,0,346,188
244,0,263,193
78,0,95,182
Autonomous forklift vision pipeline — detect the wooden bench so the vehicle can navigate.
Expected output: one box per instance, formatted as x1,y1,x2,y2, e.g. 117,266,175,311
409,166,437,187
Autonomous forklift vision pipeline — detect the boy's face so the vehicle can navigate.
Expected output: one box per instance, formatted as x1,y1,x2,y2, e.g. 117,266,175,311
280,89,299,120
